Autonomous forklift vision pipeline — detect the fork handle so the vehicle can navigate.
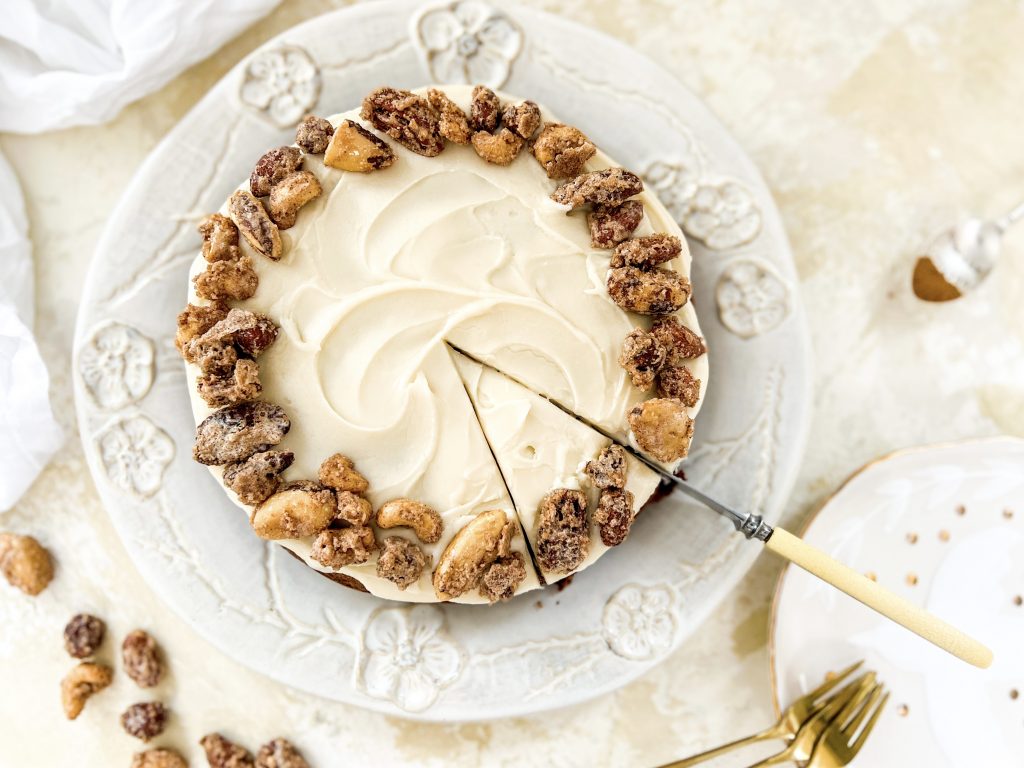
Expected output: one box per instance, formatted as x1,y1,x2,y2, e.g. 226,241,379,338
657,725,784,767
766,527,993,669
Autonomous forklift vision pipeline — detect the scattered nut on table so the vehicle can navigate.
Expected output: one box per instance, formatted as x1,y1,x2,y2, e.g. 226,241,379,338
0,532,54,596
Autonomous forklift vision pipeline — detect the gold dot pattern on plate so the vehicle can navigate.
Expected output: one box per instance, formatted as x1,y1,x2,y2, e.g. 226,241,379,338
906,532,918,544
906,573,918,586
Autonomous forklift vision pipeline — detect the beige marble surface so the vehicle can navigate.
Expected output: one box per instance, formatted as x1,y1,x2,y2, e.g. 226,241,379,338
2,0,1023,765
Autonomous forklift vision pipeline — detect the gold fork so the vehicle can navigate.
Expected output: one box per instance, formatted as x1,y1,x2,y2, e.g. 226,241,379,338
806,681,889,767
659,661,863,767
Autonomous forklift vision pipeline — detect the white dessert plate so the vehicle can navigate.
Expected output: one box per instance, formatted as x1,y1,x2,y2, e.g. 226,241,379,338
74,0,810,720
771,438,1024,766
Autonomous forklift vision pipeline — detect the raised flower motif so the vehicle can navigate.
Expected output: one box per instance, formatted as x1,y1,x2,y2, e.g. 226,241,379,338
240,46,320,127
78,323,154,410
645,157,703,221
602,584,676,661
357,605,464,712
716,259,790,338
683,181,762,250
97,416,174,497
415,1,523,88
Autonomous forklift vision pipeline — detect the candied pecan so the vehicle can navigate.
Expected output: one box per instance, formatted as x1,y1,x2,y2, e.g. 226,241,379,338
606,266,691,315
121,702,167,742
198,213,241,263
588,200,644,249
376,499,443,543
122,629,163,688
361,87,444,156
536,489,590,573
471,128,523,166
223,450,294,506
375,536,427,590
585,444,628,491
61,662,112,719
611,234,682,269
335,491,372,527
175,303,228,354
193,401,290,465
658,364,701,407
469,85,500,131
0,533,53,596
193,255,258,302
650,316,706,361
228,190,282,261
251,482,336,539
268,170,322,229
256,738,309,768
296,115,334,153
310,526,376,568
628,398,695,462
132,748,188,768
250,146,303,197
195,308,278,358
501,100,541,139
426,88,471,144
200,733,255,768
618,328,667,391
532,123,596,179
64,613,105,659
324,120,396,173
480,552,527,603
197,358,261,407
593,489,636,546
318,453,368,494
551,168,643,209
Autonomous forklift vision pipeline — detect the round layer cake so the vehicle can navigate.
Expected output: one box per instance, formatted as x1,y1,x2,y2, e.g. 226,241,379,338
177,85,709,604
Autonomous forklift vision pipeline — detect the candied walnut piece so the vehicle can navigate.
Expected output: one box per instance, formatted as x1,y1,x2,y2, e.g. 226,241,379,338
471,128,524,166
120,702,167,742
268,170,322,229
585,444,628,491
658,364,701,407
594,489,636,546
201,733,255,768
628,398,695,462
310,525,377,568
588,200,644,249
296,114,334,153
426,88,472,144
197,358,261,408
185,338,237,376
375,536,428,590
335,491,372,527
469,85,500,131
228,190,282,261
376,499,443,543
64,613,105,659
193,255,259,302
223,450,294,506
607,266,691,315
193,401,290,465
536,489,590,574
252,482,336,540
480,552,527,603
318,453,368,494
175,303,228,354
552,168,643,209
60,662,112,720
122,629,163,688
0,533,53,596
501,100,541,139
618,328,667,391
361,87,444,157
611,233,682,269
132,748,188,768
532,123,596,179
198,213,240,263
194,308,278,358
256,738,309,768
651,316,707,361
249,146,303,197
324,119,396,173
433,509,513,600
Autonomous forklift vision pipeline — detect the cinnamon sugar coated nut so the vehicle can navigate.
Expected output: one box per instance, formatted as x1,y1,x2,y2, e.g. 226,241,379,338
249,146,303,197
585,444,628,490
433,509,514,600
310,525,377,568
361,87,444,157
628,398,695,462
228,190,282,261
375,537,428,590
426,89,472,144
618,328,667,391
63,614,105,658
658,364,701,407
120,702,168,741
471,128,524,165
196,308,279,358
295,115,335,153
193,256,259,302
184,337,238,376
197,358,261,407
198,213,240,262
375,499,444,543
532,123,596,179
131,748,188,768
0,533,53,595
323,120,396,173
469,85,500,131
122,629,163,688
650,316,706,360
593,489,636,546
501,101,541,139
256,738,310,768
480,552,527,603
268,171,322,229
193,401,290,466
251,482,336,540
60,662,113,719
588,200,644,249
536,489,590,574
607,266,691,315
200,733,255,768
318,453,369,494
334,491,373,527
552,168,643,209
611,234,682,269
175,303,228,353
223,450,294,506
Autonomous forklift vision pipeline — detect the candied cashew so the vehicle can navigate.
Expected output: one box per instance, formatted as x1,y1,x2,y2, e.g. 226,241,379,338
471,128,524,165
324,120,396,173
228,190,282,261
61,662,113,720
433,509,513,601
268,170,322,229
193,401,290,466
318,453,368,494
606,266,691,315
251,482,336,540
426,89,472,144
376,536,428,590
588,200,644,249
593,489,636,546
610,234,682,269
628,398,695,463
296,115,335,153
535,489,590,574
256,738,310,768
551,168,643,209
658,364,701,407
249,146,303,197
192,256,258,302
585,444,628,491
375,499,443,544
200,733,255,768
361,87,444,157
650,316,707,361
0,533,53,596
618,328,667,391
223,450,294,506
469,85,500,131
310,525,376,568
198,213,240,262
532,123,596,179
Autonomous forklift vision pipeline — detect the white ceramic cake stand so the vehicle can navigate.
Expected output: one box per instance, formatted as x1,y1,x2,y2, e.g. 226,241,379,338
73,0,810,720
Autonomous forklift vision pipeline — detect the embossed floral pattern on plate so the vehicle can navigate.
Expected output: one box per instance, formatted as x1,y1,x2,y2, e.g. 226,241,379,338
415,1,523,88
78,322,155,410
602,584,677,661
240,45,320,127
97,415,174,498
716,259,791,338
